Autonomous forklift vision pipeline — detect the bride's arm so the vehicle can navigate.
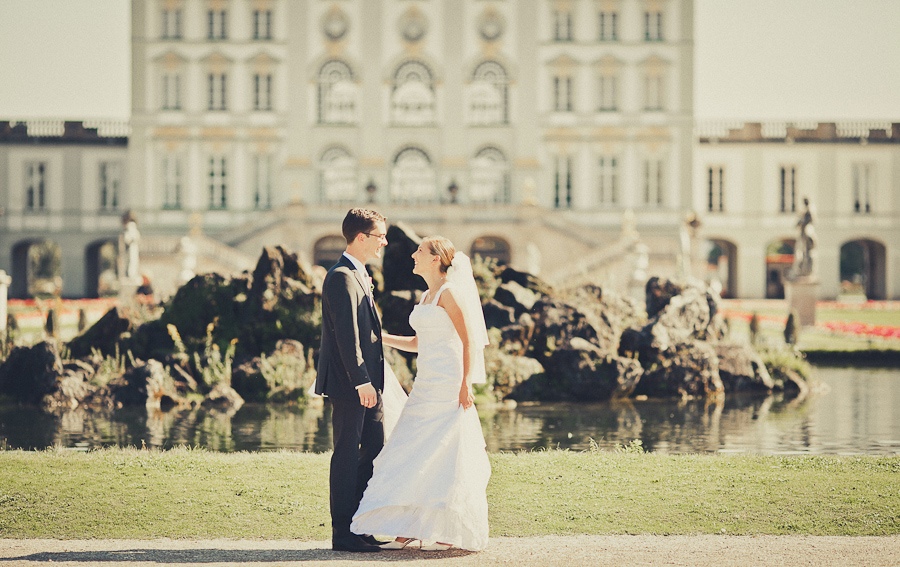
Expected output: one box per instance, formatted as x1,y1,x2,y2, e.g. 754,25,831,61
382,332,418,352
439,290,476,410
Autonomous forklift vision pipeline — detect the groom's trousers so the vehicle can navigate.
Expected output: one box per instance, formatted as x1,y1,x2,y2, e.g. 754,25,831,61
329,393,384,538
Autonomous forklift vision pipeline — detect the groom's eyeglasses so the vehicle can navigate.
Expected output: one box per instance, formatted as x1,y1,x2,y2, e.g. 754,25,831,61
363,232,388,242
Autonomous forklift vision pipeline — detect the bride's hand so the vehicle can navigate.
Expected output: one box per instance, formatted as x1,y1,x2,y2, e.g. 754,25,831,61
459,385,474,410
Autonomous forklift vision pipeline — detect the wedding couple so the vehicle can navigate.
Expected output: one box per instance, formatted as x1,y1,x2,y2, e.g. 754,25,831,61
314,208,491,553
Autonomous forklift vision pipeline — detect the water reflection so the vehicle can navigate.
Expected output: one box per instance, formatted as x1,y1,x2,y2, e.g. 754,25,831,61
0,367,897,455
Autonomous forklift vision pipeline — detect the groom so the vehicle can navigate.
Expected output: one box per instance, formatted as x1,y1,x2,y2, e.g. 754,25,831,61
315,208,388,553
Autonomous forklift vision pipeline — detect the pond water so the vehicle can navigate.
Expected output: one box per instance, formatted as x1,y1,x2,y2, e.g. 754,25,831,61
1,366,897,455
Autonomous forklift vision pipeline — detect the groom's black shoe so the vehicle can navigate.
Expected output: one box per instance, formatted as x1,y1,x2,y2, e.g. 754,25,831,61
357,534,389,546
332,534,382,553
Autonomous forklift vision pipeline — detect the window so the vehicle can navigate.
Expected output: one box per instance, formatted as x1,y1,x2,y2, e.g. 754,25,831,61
208,156,227,209
254,73,273,111
24,161,47,211
162,73,181,110
390,147,435,202
471,236,511,265
554,155,572,209
644,9,663,41
852,163,872,213
780,166,796,213
320,147,357,202
553,75,573,112
391,61,435,125
707,166,724,212
162,155,182,209
598,74,617,111
208,73,227,110
553,7,573,41
598,156,618,205
208,9,227,40
470,147,510,203
161,8,182,39
599,10,618,41
253,9,272,40
469,61,508,125
253,154,272,209
314,235,346,269
644,159,663,206
318,60,356,124
644,74,664,111
99,162,121,211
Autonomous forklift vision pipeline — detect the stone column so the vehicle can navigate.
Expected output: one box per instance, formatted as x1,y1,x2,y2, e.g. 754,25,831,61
0,270,10,333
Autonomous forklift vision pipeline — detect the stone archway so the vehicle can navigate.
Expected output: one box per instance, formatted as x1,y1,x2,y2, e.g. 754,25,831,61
313,235,346,269
764,238,795,299
704,239,738,298
11,239,62,299
85,239,119,298
471,235,511,265
840,239,886,300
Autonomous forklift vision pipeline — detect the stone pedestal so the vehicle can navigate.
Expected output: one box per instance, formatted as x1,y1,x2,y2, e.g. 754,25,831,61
0,270,10,332
785,277,819,326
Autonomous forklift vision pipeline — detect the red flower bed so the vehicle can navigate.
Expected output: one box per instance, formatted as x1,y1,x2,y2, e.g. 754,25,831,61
819,321,900,340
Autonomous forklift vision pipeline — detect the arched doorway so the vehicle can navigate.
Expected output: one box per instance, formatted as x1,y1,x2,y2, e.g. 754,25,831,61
840,239,886,300
11,240,63,299
704,239,737,298
471,236,511,265
86,240,119,298
764,239,795,299
313,235,346,269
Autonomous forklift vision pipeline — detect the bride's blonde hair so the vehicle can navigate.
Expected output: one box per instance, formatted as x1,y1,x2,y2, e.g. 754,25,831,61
423,236,455,274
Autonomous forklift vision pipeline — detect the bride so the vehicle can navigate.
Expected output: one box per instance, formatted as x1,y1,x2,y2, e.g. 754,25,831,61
350,236,491,552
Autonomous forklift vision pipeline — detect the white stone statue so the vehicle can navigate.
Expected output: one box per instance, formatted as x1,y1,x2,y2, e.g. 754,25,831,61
121,212,141,284
178,236,198,284
0,270,10,333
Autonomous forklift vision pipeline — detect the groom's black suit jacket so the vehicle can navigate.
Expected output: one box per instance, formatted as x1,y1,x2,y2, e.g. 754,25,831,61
315,255,384,399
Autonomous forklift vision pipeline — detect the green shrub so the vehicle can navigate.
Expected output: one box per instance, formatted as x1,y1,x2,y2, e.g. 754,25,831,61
91,346,127,388
192,320,237,388
471,254,501,303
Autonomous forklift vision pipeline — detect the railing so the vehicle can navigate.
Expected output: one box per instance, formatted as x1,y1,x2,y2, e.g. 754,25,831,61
696,121,898,142
0,120,130,140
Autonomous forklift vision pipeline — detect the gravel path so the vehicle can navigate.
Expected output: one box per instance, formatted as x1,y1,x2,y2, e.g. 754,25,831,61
1,536,898,566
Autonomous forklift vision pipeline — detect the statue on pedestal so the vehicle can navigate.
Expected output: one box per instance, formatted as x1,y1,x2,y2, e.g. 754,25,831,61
121,211,141,285
790,198,816,279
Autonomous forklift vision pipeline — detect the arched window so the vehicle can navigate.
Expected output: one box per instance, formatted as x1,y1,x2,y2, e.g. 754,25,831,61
318,60,356,124
86,239,119,298
11,240,62,298
392,61,435,125
390,147,435,202
468,61,508,124
704,239,737,299
314,235,347,269
840,239,886,300
319,146,357,202
469,147,510,203
471,236,511,265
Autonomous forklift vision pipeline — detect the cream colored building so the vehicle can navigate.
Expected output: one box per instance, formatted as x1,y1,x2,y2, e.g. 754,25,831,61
5,1,897,300
125,0,696,296
695,122,900,300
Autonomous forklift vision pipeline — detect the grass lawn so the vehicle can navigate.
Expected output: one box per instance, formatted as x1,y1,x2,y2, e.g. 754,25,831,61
720,301,900,353
0,449,897,539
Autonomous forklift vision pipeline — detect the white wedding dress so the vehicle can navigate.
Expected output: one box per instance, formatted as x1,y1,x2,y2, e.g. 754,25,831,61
351,283,491,551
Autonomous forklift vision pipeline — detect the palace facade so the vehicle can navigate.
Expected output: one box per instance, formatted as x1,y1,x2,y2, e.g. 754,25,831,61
2,0,898,300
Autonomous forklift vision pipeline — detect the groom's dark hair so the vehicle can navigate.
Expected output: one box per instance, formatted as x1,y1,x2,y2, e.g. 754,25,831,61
342,208,386,244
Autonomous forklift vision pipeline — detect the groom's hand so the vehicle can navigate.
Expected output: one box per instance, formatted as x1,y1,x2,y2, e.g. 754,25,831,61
358,383,377,408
